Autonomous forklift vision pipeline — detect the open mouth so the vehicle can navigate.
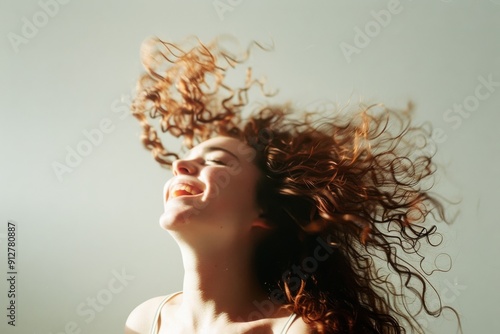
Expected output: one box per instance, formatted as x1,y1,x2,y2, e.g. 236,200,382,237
170,183,203,199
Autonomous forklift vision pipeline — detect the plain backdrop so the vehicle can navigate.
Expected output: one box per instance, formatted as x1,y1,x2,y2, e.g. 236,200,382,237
1,0,499,333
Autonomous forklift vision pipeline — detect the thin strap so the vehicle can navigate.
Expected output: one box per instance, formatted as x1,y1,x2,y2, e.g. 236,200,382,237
150,291,182,334
280,313,298,334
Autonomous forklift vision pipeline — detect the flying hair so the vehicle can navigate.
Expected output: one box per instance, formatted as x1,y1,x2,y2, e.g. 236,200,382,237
131,36,461,334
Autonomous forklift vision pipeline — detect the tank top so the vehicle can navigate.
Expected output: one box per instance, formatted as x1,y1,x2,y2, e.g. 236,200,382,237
149,292,298,334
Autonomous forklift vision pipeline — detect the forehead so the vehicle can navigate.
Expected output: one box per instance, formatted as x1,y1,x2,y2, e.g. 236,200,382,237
196,136,242,150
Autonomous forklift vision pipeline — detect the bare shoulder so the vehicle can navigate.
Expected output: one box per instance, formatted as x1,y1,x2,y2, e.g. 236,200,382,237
286,315,314,334
124,296,168,334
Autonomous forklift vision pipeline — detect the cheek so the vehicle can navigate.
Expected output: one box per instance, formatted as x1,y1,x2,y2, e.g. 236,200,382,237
226,159,243,175
200,170,231,203
205,170,257,208
225,177,259,214
163,178,174,200
210,169,233,191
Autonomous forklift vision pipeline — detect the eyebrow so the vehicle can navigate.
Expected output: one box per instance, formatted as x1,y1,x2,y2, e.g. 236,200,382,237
202,146,240,161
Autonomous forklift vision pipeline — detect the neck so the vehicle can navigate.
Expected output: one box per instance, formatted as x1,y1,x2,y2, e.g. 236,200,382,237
173,236,271,328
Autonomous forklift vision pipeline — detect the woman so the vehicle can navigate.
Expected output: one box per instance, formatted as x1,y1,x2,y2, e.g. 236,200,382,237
125,37,460,333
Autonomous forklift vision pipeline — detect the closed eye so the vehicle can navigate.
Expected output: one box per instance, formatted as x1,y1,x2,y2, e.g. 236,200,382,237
205,159,225,165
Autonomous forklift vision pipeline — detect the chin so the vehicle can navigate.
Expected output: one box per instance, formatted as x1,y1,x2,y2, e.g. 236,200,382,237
158,208,199,231
158,213,174,230
159,212,182,231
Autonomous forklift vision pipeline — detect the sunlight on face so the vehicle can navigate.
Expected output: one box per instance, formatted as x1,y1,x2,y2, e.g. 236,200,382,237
159,136,263,241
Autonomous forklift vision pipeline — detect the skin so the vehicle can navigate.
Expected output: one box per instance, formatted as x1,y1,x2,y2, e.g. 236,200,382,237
125,136,311,334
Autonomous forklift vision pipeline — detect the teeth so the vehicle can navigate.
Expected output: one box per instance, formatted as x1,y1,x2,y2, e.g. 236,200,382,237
172,183,202,197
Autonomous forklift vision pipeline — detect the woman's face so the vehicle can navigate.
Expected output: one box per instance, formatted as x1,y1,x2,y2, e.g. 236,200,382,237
160,136,264,241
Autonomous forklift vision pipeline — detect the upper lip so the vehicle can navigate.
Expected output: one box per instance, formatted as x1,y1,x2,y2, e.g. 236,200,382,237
167,178,204,200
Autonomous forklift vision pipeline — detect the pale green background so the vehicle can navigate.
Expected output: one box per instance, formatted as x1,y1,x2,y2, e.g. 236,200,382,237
1,0,499,333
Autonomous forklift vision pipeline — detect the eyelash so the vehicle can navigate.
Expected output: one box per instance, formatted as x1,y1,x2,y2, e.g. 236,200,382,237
205,159,225,165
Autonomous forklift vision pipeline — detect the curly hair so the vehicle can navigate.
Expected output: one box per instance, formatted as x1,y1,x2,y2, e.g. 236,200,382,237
131,36,461,333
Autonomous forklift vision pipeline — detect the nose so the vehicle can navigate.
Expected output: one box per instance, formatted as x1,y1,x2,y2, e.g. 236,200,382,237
172,159,198,176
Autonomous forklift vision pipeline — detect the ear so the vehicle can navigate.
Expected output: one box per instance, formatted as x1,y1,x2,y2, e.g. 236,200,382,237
251,211,274,230
251,219,274,230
